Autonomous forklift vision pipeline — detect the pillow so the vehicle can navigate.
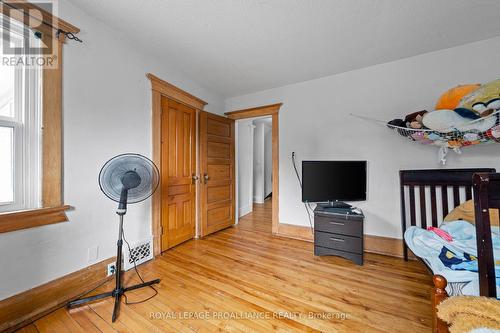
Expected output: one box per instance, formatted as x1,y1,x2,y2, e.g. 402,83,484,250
444,200,499,226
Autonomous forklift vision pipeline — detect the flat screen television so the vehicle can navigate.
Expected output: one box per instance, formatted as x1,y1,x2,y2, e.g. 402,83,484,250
302,161,367,203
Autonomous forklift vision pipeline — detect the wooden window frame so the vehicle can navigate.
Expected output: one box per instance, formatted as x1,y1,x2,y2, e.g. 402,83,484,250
0,1,79,233
147,73,207,256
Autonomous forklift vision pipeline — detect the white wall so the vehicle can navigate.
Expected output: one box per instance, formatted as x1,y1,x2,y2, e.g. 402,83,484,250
237,119,254,217
226,36,500,240
0,0,224,300
253,122,265,203
264,123,273,197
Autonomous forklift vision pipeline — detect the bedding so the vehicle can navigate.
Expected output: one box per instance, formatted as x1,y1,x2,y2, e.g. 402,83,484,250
404,220,500,297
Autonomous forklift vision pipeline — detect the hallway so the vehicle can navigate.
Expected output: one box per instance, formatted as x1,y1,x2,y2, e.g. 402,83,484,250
237,199,273,235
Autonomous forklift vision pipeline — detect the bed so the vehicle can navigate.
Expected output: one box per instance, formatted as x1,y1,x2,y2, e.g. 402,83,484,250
399,169,499,333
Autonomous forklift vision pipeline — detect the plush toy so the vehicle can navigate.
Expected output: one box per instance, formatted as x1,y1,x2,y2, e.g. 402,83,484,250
404,110,428,129
387,110,428,130
387,119,407,136
387,119,405,127
422,80,500,133
456,79,500,118
422,109,496,133
487,125,500,142
435,84,480,110
382,80,499,165
422,110,466,133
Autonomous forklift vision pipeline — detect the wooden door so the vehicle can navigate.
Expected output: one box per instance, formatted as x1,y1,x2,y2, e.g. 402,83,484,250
199,111,235,237
160,97,196,251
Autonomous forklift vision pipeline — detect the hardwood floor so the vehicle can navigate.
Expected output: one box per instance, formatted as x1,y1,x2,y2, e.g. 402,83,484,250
18,199,433,332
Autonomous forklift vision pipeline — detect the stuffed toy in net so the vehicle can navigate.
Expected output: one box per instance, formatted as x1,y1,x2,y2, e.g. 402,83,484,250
383,79,500,164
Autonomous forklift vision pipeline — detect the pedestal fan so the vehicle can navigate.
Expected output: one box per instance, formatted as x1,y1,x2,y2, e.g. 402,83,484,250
67,153,160,322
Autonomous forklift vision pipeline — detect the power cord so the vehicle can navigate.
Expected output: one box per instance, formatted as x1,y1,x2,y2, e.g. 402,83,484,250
122,228,158,305
67,229,158,308
75,273,112,300
291,152,314,234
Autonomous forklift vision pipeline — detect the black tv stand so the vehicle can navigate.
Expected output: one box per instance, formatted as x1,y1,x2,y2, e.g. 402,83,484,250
318,201,352,210
313,206,364,265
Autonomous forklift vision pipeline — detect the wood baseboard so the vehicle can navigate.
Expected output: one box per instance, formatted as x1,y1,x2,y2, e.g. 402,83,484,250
364,234,404,258
275,223,313,242
275,223,410,259
0,257,115,332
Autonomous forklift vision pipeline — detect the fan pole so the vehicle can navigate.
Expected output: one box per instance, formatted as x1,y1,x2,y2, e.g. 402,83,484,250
111,212,125,322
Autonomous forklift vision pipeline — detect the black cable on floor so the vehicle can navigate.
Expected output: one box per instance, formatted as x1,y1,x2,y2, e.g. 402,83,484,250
75,274,111,299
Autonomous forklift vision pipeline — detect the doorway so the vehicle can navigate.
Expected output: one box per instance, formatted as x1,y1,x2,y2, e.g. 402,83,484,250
236,116,273,223
225,103,282,234
148,74,279,255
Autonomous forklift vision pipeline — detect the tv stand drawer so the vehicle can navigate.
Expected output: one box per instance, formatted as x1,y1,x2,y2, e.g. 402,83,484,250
314,231,362,254
314,215,362,237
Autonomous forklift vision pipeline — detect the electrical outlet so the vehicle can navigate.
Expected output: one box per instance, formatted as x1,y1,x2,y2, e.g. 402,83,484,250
107,262,116,277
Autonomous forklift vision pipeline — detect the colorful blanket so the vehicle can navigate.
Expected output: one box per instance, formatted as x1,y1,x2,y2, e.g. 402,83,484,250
404,220,500,296
439,247,500,285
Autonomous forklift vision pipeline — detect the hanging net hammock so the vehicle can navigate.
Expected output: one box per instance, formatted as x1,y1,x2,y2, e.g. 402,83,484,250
352,110,500,165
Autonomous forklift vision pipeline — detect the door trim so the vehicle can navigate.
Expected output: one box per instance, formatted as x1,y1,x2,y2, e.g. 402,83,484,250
147,73,207,110
225,103,282,235
147,73,207,256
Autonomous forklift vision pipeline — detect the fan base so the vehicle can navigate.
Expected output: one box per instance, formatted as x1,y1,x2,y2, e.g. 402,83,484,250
67,278,160,322
67,212,160,322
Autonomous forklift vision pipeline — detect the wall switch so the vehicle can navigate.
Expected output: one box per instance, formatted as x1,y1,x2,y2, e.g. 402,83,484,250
107,262,116,277
87,245,99,263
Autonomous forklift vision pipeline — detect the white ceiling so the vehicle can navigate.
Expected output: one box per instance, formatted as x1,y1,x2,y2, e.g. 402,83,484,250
68,0,500,98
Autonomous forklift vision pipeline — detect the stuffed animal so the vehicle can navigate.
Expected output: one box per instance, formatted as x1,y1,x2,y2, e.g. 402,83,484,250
456,79,500,118
487,125,500,142
422,110,465,133
422,80,500,133
387,119,407,136
387,110,428,130
422,109,496,133
385,80,500,156
435,84,480,110
404,110,428,129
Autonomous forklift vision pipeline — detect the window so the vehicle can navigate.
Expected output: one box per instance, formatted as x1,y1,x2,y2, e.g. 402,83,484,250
0,17,42,213
0,1,79,233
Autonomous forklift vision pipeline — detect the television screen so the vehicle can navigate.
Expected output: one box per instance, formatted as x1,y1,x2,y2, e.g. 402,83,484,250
302,161,367,202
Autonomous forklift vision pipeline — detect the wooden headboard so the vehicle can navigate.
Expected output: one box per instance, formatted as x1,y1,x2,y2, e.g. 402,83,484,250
399,168,496,261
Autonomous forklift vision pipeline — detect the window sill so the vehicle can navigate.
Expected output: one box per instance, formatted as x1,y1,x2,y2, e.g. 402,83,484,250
0,205,71,233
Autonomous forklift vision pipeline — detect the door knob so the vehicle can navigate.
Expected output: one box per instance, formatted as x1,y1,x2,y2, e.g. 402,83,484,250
203,174,209,184
192,174,199,184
